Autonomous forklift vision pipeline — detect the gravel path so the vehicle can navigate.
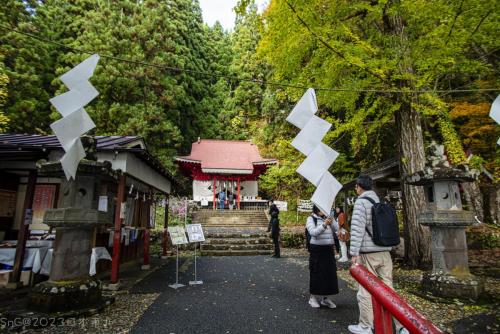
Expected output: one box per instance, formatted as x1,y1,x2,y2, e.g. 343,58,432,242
131,254,358,334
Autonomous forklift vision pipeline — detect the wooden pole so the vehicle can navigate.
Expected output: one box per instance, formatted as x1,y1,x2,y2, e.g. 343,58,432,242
9,170,37,286
111,174,126,284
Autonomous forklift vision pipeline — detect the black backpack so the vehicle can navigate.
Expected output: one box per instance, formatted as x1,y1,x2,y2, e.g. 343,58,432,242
305,216,318,251
362,197,400,247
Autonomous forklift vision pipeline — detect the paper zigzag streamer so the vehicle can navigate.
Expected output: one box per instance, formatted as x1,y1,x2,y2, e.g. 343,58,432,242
490,95,500,145
286,88,342,215
49,54,100,180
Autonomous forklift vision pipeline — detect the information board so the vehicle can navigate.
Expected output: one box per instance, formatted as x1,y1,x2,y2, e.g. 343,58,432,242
186,224,205,243
297,199,314,212
168,226,188,245
274,201,288,212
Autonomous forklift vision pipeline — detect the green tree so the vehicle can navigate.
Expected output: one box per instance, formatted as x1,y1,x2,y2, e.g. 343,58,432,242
258,0,499,266
36,0,220,171
0,53,9,131
0,0,54,133
220,3,270,140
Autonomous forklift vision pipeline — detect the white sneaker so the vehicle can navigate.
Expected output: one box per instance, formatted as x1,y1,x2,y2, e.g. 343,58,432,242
348,324,373,334
320,297,337,309
308,296,320,308
338,257,348,263
335,254,341,260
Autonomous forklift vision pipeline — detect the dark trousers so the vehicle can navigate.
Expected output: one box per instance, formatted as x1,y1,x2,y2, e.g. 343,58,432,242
272,234,280,257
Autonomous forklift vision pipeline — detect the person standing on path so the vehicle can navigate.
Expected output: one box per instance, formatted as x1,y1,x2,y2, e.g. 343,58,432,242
335,207,349,262
268,200,281,258
228,191,234,210
347,175,408,334
306,205,339,309
268,199,279,217
218,188,226,211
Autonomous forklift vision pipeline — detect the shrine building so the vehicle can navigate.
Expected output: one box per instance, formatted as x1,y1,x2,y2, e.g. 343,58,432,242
176,140,276,209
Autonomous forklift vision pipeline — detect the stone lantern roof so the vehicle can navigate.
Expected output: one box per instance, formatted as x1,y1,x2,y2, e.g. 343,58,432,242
405,164,479,186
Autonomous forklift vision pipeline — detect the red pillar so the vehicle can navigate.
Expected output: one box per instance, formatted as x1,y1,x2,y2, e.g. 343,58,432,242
212,176,217,210
162,194,169,257
10,170,37,286
237,177,241,210
111,174,126,284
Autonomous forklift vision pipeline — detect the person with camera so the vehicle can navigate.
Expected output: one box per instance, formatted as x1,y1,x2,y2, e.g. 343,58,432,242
306,205,339,309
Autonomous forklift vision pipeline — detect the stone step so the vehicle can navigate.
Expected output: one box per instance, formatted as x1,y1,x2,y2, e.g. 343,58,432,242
204,237,271,245
194,215,267,220
195,210,266,213
204,233,268,239
200,218,268,222
195,220,268,225
201,249,273,256
202,244,273,251
201,224,268,228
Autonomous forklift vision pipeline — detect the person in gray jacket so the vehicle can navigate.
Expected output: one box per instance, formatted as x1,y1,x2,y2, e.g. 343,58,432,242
347,175,408,334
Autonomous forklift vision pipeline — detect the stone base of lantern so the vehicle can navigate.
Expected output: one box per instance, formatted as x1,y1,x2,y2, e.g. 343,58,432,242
5,280,114,331
422,272,484,300
28,279,107,314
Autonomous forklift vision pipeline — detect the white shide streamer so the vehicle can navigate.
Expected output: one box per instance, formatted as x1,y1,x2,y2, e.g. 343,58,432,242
49,54,100,180
490,95,500,145
286,88,342,215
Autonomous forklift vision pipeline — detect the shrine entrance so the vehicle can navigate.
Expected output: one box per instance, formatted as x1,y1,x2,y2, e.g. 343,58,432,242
176,139,276,210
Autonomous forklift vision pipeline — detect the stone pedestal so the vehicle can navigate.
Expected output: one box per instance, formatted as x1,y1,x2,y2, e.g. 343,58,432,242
26,160,117,315
28,208,108,313
406,165,484,300
419,210,484,300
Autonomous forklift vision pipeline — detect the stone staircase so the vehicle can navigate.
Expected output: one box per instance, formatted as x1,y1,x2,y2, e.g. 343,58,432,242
193,210,273,256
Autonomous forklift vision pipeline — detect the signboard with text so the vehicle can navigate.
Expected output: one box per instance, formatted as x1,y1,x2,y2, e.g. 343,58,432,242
186,224,205,243
168,226,188,245
297,199,314,212
274,201,288,212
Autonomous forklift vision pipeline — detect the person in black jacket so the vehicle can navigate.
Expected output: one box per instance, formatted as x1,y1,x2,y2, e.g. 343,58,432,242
268,200,280,258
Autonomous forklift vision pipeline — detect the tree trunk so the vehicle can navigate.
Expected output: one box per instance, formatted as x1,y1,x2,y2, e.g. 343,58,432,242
395,102,431,268
462,181,484,222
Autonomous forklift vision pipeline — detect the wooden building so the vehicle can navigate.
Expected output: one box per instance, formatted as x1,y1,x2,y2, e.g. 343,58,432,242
0,134,173,286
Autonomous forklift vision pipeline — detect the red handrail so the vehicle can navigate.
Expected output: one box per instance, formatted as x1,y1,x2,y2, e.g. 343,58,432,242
349,263,443,334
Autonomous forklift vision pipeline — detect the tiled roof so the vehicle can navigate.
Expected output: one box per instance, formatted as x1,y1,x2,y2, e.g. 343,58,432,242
176,139,276,171
0,134,143,150
0,133,174,183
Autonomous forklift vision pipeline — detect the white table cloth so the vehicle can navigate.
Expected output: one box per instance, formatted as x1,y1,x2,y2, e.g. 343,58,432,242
40,247,112,276
0,247,50,273
89,247,112,276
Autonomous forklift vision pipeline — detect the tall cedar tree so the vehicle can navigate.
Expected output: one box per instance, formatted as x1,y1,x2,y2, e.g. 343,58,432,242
34,0,223,171
0,0,54,133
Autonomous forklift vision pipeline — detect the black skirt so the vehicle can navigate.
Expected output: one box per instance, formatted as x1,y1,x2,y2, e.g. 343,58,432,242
309,244,339,295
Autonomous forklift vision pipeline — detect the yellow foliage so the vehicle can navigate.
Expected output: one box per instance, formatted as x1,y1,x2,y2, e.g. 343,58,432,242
449,102,498,173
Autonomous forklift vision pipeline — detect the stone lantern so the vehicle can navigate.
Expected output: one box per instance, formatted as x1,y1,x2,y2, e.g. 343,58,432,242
28,138,116,314
405,165,484,300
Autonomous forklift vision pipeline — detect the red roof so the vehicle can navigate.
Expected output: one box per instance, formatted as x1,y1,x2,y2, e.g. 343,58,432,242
176,140,276,172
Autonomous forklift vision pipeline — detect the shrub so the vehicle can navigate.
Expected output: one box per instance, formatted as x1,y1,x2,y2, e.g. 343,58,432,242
281,231,305,248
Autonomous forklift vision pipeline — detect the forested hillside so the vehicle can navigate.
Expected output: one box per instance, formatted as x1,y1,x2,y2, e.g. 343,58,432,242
1,0,498,222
